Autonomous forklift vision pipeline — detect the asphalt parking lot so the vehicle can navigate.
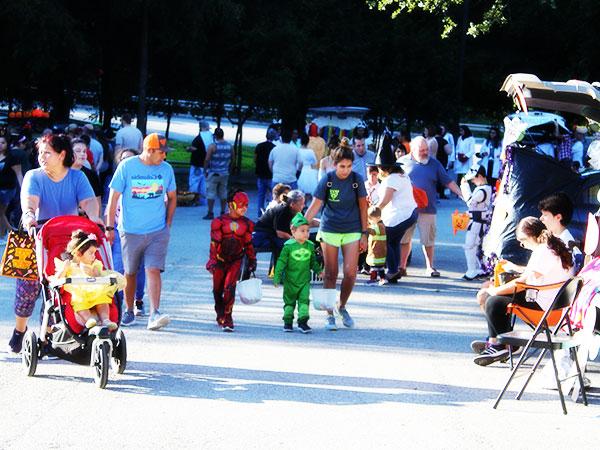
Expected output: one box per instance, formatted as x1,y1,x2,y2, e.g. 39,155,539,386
1,196,599,449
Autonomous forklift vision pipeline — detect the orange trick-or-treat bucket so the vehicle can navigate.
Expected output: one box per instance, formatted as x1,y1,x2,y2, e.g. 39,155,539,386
452,210,470,235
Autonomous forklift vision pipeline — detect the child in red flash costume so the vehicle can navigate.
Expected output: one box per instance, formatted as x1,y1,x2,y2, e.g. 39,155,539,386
206,189,257,331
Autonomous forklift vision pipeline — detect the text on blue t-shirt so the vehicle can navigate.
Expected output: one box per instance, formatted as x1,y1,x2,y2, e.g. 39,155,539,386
109,156,176,234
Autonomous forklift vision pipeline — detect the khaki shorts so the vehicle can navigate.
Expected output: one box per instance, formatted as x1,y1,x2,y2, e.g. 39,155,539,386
120,226,170,273
400,213,436,246
206,173,229,200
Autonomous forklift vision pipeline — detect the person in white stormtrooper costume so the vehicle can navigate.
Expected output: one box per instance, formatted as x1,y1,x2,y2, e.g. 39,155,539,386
460,164,492,280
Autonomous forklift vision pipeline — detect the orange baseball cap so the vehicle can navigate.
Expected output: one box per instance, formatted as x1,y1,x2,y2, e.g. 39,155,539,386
143,133,170,152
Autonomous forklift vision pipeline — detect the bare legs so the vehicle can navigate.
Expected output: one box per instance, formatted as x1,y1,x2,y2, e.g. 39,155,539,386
75,304,111,326
207,199,227,216
125,268,161,313
15,316,27,333
423,245,435,271
124,273,137,312
321,240,359,310
145,267,162,313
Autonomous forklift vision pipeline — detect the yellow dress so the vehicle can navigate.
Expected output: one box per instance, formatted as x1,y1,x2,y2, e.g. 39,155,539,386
53,259,126,312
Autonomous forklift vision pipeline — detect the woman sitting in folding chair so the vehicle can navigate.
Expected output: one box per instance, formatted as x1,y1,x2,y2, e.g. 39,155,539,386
473,216,573,366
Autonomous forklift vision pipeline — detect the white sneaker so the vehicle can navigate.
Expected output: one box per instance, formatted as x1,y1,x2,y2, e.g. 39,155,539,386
325,315,337,331
147,311,170,331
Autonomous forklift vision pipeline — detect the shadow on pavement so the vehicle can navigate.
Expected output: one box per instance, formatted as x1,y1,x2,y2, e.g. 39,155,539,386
27,359,593,408
3,353,595,409
160,319,482,355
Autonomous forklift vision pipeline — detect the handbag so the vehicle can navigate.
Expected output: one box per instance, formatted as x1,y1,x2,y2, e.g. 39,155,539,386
1,229,38,280
412,186,428,209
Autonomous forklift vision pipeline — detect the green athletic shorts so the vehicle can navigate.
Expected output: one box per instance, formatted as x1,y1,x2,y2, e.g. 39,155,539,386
318,231,362,247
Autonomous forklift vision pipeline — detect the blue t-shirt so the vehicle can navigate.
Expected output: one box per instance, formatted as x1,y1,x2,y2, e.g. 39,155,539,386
314,172,367,233
110,156,176,234
399,155,452,214
22,168,95,221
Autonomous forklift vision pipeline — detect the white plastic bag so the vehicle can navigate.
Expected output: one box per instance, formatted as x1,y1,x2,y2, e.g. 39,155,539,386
311,288,337,311
237,278,262,305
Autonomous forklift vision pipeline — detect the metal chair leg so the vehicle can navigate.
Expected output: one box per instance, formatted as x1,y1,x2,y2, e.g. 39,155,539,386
494,344,532,409
547,345,568,415
570,346,589,406
516,348,547,400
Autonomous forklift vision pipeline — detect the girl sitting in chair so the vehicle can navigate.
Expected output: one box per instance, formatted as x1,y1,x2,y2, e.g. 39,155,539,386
472,217,573,366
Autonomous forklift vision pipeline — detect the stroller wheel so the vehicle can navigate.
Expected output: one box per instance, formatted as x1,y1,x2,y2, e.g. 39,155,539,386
112,329,127,375
22,330,38,377
93,341,110,389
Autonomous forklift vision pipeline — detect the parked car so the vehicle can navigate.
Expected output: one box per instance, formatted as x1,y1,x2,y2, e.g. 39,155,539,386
482,74,600,264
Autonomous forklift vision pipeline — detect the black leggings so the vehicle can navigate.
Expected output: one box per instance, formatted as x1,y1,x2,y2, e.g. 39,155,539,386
484,292,542,338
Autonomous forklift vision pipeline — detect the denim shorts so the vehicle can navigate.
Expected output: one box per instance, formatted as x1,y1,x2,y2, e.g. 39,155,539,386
0,188,16,205
120,226,170,273
188,166,206,196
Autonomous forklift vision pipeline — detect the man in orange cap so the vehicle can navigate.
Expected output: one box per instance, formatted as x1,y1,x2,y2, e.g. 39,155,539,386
106,133,177,330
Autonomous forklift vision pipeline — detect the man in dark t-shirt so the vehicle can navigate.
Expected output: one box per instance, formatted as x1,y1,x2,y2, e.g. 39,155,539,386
254,128,278,217
187,126,208,206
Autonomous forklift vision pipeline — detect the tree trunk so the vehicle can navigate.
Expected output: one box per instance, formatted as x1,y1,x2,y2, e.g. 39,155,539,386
232,126,242,175
455,0,470,125
100,68,113,130
136,0,149,135
280,105,308,134
50,81,71,123
99,0,113,130
237,127,243,173
165,97,176,140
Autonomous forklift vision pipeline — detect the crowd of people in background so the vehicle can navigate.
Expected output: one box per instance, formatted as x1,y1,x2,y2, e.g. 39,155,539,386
1,113,597,345
2,119,176,353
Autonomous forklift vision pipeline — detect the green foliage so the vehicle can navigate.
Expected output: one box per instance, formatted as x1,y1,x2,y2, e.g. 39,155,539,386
2,0,598,138
166,140,254,174
367,0,509,37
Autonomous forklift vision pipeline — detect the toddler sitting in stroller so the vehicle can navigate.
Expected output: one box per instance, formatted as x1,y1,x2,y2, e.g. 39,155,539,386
52,230,126,330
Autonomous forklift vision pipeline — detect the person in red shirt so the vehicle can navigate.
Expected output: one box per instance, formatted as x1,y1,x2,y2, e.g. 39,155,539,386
206,189,257,331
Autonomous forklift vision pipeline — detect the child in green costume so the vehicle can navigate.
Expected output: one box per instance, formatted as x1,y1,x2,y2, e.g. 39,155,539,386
273,212,323,333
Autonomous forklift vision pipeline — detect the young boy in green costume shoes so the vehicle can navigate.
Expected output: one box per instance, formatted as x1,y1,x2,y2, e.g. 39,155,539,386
273,212,323,333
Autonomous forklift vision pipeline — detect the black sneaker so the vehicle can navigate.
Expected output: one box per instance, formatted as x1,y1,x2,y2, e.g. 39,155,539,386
470,339,488,354
134,300,145,317
203,212,214,220
298,321,312,334
8,328,26,354
283,323,293,332
473,345,509,366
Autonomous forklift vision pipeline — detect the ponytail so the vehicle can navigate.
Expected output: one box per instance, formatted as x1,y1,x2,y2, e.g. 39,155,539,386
518,216,573,270
539,230,573,270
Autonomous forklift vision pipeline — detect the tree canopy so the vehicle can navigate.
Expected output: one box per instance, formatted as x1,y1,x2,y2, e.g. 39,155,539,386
0,0,598,135
366,0,509,37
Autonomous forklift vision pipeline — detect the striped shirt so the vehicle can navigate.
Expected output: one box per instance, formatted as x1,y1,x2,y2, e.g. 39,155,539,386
208,141,232,175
